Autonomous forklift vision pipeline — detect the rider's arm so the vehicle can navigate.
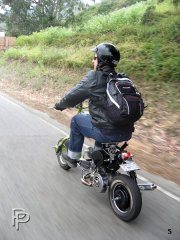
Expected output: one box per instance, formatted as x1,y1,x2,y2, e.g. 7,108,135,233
55,71,96,110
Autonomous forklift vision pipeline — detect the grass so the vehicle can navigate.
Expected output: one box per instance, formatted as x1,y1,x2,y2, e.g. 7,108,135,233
0,58,85,90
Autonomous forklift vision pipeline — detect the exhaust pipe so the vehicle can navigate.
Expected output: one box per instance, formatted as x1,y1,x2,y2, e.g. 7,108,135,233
81,177,92,186
138,183,157,191
81,171,92,187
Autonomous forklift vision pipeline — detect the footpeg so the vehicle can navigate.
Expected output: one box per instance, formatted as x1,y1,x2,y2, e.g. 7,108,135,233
138,183,157,191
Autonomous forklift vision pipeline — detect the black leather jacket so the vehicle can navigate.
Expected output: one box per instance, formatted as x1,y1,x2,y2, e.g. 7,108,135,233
56,67,134,133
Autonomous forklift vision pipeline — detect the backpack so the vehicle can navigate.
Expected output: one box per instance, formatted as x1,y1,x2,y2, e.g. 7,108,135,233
105,73,144,126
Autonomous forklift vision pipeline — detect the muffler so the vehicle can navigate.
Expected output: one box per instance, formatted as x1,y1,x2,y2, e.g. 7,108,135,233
138,183,157,191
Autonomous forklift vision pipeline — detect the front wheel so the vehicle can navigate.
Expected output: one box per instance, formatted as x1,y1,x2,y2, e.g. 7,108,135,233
108,174,142,222
57,138,71,170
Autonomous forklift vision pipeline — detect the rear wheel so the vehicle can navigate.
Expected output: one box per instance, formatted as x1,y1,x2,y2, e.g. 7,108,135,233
57,138,71,170
108,174,142,221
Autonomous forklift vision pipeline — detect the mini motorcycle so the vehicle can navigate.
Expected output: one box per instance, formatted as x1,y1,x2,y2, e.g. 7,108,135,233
52,103,156,222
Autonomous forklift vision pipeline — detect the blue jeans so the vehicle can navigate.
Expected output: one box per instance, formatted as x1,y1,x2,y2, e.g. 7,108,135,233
68,114,132,159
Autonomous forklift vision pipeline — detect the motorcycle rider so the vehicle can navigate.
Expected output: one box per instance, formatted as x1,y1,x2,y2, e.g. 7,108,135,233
55,43,134,168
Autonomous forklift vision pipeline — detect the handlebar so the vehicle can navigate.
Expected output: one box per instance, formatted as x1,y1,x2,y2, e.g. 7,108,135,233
48,102,88,114
75,102,88,114
75,103,82,109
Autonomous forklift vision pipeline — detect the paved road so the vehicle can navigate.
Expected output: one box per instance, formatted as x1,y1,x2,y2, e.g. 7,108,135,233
0,92,179,240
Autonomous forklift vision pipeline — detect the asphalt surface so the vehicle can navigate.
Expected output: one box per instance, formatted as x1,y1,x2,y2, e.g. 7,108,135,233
0,91,179,240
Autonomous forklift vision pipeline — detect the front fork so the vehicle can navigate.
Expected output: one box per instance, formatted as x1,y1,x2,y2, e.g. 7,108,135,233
54,136,70,154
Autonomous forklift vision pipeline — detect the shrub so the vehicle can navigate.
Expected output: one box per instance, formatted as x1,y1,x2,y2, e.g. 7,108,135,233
141,5,156,25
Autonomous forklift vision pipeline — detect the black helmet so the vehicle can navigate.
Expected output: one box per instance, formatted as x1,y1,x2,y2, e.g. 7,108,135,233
91,42,120,68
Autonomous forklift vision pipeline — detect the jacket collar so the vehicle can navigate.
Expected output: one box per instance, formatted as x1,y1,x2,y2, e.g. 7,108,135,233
102,66,116,73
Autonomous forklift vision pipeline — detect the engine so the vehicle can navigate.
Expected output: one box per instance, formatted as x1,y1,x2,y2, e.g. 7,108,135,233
92,172,108,193
81,169,109,193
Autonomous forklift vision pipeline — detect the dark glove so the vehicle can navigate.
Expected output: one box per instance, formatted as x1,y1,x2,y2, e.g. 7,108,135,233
54,102,66,111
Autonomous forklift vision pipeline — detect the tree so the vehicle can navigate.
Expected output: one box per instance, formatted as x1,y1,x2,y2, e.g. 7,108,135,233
1,0,34,36
1,0,86,36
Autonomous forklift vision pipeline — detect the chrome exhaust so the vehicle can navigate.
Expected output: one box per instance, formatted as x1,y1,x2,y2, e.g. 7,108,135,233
81,177,92,186
81,171,92,187
138,183,157,191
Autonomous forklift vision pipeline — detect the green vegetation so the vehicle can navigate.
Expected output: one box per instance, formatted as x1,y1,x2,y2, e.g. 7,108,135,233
64,0,144,27
0,0,86,36
1,0,180,110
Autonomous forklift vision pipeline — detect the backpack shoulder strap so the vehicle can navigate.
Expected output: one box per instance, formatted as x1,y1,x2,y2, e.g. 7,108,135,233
106,72,117,83
115,73,134,85
117,72,128,78
107,72,133,85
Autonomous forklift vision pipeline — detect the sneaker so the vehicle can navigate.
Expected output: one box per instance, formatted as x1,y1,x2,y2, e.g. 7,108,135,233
62,151,77,168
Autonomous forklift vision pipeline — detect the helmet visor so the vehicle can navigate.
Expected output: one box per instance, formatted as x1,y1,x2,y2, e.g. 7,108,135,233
90,47,97,52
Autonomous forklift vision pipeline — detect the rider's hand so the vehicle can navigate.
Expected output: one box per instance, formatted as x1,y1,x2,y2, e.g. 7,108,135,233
54,102,66,111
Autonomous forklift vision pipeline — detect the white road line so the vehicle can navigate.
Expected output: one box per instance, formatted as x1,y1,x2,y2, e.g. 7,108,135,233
137,175,149,182
157,186,180,202
39,118,89,148
39,118,67,135
0,94,24,109
2,93,180,203
137,175,180,203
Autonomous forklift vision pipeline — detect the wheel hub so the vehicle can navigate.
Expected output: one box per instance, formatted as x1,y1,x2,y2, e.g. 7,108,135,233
113,184,130,212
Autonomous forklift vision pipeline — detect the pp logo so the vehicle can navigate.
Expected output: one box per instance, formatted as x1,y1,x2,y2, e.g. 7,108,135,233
12,208,30,230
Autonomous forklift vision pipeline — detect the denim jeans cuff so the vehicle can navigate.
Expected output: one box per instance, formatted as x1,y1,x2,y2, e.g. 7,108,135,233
68,149,81,159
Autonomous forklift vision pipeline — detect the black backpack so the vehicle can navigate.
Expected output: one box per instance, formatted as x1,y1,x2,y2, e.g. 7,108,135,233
105,73,144,126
